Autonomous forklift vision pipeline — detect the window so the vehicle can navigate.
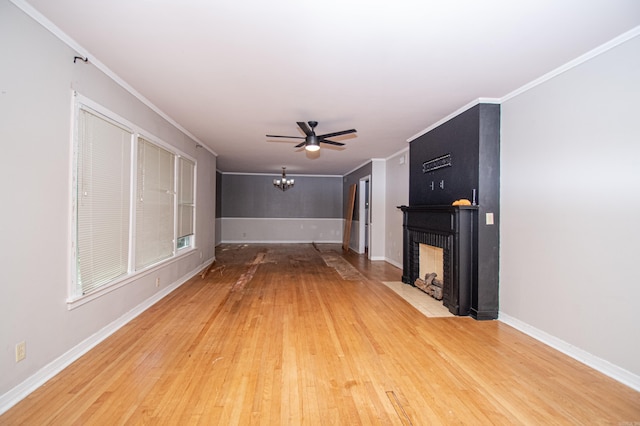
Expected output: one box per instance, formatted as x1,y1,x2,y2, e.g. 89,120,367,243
76,108,132,295
177,157,195,250
135,138,175,269
72,96,196,302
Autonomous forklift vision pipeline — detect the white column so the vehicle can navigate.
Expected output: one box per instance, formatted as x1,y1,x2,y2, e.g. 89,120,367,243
369,159,386,260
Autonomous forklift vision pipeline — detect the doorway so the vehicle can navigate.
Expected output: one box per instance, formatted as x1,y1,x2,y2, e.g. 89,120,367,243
358,176,370,257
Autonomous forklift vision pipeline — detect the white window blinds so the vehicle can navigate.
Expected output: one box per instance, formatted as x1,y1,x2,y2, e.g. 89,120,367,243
76,108,132,294
177,157,195,240
72,96,198,302
135,138,175,269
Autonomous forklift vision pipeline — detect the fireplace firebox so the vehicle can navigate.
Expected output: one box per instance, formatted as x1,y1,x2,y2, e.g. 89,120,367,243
399,205,477,316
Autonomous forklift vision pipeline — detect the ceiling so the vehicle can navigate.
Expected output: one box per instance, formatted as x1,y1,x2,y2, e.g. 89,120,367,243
22,0,640,175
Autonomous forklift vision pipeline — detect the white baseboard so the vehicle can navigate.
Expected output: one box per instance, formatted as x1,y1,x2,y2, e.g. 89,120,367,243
498,312,640,392
221,217,343,243
0,259,212,416
384,257,402,270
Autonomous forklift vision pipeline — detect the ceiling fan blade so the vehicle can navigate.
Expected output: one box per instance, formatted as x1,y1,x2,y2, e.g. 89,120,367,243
294,141,307,148
266,134,305,139
318,129,357,139
297,121,313,136
320,139,345,146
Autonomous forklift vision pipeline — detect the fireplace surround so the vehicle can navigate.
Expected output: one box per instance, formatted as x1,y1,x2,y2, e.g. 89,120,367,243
403,103,500,320
399,205,477,316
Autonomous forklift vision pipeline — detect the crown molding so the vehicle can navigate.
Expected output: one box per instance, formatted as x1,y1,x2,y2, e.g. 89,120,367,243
501,25,640,103
343,160,373,177
9,0,217,157
407,25,640,143
406,98,500,143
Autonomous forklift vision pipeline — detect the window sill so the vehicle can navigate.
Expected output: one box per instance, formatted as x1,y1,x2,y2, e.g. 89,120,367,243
67,247,198,310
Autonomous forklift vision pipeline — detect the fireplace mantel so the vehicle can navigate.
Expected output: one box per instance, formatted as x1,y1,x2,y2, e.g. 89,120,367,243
399,205,478,316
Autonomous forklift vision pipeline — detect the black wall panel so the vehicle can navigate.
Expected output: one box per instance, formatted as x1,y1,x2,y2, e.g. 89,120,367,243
408,103,500,319
410,106,480,206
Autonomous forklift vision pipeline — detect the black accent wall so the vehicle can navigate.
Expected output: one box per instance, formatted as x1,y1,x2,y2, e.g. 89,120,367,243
409,103,500,319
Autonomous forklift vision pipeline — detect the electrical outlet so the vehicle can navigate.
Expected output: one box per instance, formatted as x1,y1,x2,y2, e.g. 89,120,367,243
16,342,26,362
486,213,494,225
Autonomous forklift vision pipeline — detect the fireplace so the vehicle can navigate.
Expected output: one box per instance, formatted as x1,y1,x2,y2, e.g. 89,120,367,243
403,103,500,320
416,244,444,299
419,244,443,284
399,205,477,316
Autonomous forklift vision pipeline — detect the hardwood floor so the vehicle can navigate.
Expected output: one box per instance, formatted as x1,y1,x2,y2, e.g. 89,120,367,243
2,244,639,424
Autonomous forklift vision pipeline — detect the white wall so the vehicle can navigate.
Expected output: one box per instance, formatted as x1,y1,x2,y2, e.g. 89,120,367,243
500,33,640,383
215,218,223,246
384,149,409,269
0,0,216,408
221,218,343,243
369,159,387,260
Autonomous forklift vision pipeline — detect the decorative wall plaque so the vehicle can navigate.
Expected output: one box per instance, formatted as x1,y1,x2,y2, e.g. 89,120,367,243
422,154,452,173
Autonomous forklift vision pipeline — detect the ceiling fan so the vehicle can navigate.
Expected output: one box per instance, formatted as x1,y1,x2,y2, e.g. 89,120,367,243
266,121,356,152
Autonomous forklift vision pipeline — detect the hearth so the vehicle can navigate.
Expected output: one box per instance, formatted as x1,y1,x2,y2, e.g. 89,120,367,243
399,205,477,316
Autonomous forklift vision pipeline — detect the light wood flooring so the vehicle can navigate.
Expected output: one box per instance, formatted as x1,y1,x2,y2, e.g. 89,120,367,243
2,244,639,424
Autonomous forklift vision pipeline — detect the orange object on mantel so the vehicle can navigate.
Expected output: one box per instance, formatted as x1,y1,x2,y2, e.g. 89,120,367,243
452,199,471,206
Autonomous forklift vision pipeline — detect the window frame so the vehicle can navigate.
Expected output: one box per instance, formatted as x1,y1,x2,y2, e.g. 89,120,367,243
176,156,196,252
69,93,197,309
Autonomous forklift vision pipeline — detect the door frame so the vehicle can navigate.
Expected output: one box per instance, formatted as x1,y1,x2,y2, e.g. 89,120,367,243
358,175,371,257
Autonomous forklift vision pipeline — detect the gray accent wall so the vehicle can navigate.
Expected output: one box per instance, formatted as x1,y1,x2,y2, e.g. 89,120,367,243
221,174,343,218
218,173,344,243
343,162,372,220
216,171,223,218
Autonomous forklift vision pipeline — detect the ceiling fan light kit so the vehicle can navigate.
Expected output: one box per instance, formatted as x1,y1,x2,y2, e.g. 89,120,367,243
305,135,320,152
266,121,356,152
273,167,294,191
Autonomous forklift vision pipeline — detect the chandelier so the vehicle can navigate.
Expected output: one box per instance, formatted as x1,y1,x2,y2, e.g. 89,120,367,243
273,167,294,191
